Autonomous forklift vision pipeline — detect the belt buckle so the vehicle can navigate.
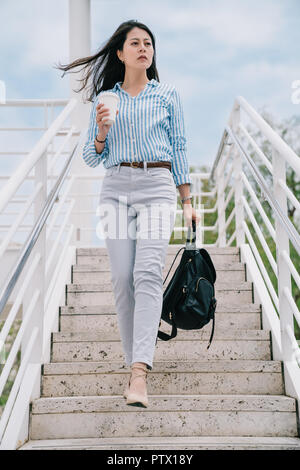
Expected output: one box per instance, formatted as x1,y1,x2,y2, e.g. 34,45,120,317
130,161,139,168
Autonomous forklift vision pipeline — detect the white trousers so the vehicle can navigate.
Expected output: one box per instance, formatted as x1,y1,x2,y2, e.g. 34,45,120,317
98,162,177,370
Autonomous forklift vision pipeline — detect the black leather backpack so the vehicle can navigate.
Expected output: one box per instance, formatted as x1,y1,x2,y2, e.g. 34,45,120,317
157,220,217,349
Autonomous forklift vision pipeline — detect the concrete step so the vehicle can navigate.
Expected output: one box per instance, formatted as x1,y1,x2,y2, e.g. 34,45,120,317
65,281,253,306
59,302,262,315
72,261,246,284
76,246,240,256
29,394,298,440
75,254,241,269
53,329,269,342
59,311,261,333
66,280,251,292
19,435,300,450
76,246,240,267
51,330,271,362
75,256,241,271
41,359,284,397
59,302,262,332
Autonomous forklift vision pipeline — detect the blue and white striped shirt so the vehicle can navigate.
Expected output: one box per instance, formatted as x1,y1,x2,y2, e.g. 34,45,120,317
82,78,191,187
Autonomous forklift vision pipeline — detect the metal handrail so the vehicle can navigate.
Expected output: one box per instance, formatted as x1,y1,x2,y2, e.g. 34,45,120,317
210,128,230,180
0,99,69,107
0,136,82,317
236,96,300,175
225,124,300,255
0,99,77,214
209,97,300,384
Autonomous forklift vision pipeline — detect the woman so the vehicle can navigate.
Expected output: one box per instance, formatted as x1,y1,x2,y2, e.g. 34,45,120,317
56,19,199,408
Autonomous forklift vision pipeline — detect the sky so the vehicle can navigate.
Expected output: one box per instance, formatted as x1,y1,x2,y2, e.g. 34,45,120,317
1,0,300,169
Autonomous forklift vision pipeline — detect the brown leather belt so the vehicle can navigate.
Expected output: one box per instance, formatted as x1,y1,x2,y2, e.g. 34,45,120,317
120,161,171,172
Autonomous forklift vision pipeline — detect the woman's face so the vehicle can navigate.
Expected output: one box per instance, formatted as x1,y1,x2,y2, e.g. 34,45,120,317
117,27,154,70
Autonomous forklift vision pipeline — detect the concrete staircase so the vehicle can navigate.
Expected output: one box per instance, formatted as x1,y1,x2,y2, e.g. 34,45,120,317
20,246,300,450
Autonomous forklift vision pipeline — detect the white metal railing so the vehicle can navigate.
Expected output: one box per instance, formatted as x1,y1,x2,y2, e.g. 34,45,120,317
0,93,299,447
0,98,85,449
0,97,207,449
0,97,213,449
209,95,300,406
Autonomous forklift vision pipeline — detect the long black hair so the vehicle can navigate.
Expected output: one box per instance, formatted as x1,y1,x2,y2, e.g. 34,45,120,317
54,19,160,103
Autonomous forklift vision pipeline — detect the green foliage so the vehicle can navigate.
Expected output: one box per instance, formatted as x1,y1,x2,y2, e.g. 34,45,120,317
0,319,22,414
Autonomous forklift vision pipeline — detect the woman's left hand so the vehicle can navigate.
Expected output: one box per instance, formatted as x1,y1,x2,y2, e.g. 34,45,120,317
183,204,201,228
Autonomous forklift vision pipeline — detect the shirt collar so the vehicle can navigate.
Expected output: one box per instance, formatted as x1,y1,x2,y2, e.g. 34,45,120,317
112,78,158,92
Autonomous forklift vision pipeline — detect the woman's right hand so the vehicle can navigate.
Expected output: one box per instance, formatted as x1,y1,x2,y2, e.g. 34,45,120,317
96,103,118,138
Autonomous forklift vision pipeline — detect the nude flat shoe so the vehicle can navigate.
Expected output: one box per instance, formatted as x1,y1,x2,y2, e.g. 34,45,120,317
126,364,149,408
123,369,132,398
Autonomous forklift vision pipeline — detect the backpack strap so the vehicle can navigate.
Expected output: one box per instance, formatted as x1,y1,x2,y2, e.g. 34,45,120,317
163,247,185,286
207,314,215,349
157,317,178,341
207,295,217,349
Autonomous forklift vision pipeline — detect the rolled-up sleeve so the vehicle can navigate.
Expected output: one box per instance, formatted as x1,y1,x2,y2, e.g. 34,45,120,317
82,98,109,168
168,87,191,187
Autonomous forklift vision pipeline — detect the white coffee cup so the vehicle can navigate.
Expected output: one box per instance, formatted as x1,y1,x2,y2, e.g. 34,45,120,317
98,92,119,125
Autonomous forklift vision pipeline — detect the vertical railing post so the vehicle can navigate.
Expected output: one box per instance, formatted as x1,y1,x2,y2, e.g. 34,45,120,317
233,145,245,247
69,0,93,246
272,148,293,363
195,174,203,248
216,158,226,246
230,102,245,247
21,153,46,366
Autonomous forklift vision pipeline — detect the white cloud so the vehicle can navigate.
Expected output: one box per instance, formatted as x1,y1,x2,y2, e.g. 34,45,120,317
160,71,228,102
236,61,300,84
164,0,284,47
0,0,68,74
119,0,285,48
1,0,298,172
